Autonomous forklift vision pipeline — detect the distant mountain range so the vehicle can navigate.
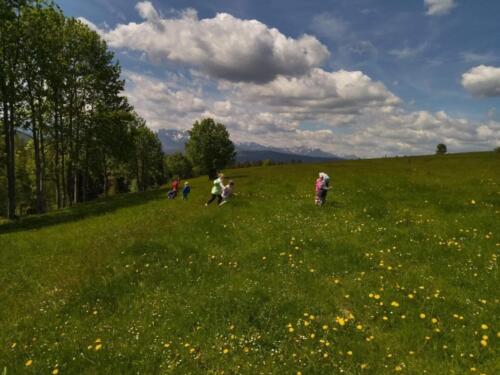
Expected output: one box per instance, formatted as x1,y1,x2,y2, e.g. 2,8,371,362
156,129,353,163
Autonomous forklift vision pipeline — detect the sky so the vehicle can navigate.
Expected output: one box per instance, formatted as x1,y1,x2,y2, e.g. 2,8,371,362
57,0,500,157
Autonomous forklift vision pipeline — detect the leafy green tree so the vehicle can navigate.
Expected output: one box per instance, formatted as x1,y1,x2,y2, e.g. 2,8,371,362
165,152,192,179
185,118,236,179
130,115,165,192
436,143,447,155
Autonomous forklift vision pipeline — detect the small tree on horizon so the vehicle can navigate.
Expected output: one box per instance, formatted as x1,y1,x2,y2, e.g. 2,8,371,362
185,118,236,179
436,143,447,155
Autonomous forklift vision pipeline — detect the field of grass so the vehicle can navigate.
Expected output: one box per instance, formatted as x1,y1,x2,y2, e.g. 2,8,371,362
1,152,499,374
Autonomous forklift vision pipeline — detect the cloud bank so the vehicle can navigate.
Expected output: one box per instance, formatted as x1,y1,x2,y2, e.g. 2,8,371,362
103,2,329,83
89,2,499,157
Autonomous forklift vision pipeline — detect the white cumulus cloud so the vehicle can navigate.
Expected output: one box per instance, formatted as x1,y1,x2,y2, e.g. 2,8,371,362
102,2,329,83
424,0,456,16
462,65,500,97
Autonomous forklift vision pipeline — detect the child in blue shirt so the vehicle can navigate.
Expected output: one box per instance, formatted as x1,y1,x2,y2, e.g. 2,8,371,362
182,181,191,200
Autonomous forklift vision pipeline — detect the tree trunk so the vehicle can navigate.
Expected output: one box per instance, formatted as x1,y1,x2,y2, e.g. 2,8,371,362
3,99,16,219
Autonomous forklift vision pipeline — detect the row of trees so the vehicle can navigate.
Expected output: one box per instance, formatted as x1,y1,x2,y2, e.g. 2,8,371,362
1,0,164,218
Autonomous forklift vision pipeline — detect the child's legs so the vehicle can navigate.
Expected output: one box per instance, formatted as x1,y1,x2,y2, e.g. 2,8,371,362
217,194,223,204
206,194,217,204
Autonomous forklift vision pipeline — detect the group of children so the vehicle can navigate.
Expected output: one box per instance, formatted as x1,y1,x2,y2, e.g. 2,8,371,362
168,171,330,207
167,179,190,200
167,173,235,207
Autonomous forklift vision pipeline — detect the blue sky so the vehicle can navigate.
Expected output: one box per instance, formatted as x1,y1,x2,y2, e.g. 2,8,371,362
57,0,500,156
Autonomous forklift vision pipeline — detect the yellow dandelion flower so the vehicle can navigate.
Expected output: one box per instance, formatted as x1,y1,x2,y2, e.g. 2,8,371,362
361,363,368,369
356,324,363,330
310,333,316,339
431,318,438,324
322,325,328,330
347,350,353,356
419,313,426,319
374,294,381,300
395,365,402,372
304,320,310,326
52,368,59,375
297,372,302,375
11,343,16,349
95,344,102,351
382,316,388,321
391,301,400,307
481,324,488,330
223,348,229,354
164,343,170,348
95,338,101,343
482,335,488,340
323,353,329,358
189,348,195,353
471,200,476,204
288,327,295,333
243,347,249,353
336,317,346,326
25,359,33,367
408,294,414,299
480,340,488,347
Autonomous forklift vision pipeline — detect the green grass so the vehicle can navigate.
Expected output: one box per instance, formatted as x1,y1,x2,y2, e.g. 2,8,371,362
1,152,499,374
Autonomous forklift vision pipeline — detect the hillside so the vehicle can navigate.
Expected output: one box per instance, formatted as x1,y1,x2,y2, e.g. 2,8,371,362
0,152,499,374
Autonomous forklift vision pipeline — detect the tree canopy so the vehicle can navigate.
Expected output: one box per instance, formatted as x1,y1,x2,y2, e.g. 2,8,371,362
185,118,236,179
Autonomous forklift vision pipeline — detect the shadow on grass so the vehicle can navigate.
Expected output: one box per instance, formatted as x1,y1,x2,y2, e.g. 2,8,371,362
0,188,167,234
323,200,344,208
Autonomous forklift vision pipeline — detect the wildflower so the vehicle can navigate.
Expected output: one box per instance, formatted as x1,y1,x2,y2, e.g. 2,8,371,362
395,365,402,371
374,294,381,300
11,343,16,349
471,200,476,204
243,347,249,353
95,344,102,351
323,353,329,358
480,340,488,347
25,359,33,367
288,327,294,333
337,317,346,326
52,369,59,375
322,325,328,330
310,333,316,339
361,363,368,369
391,301,400,307
356,324,363,330
480,324,488,330
347,350,353,356
431,318,438,324
223,348,229,354
419,313,426,319
408,294,414,299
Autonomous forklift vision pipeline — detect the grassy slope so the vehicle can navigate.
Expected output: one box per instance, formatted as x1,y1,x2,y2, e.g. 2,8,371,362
0,152,499,374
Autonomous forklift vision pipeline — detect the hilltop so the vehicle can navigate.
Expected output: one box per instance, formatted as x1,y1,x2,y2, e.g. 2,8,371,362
0,152,499,374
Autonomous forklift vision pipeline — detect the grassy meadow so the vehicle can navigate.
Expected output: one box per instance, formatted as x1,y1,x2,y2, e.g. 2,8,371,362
0,152,499,374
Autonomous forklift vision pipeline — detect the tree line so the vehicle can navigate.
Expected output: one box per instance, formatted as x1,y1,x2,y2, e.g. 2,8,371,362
1,0,165,218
